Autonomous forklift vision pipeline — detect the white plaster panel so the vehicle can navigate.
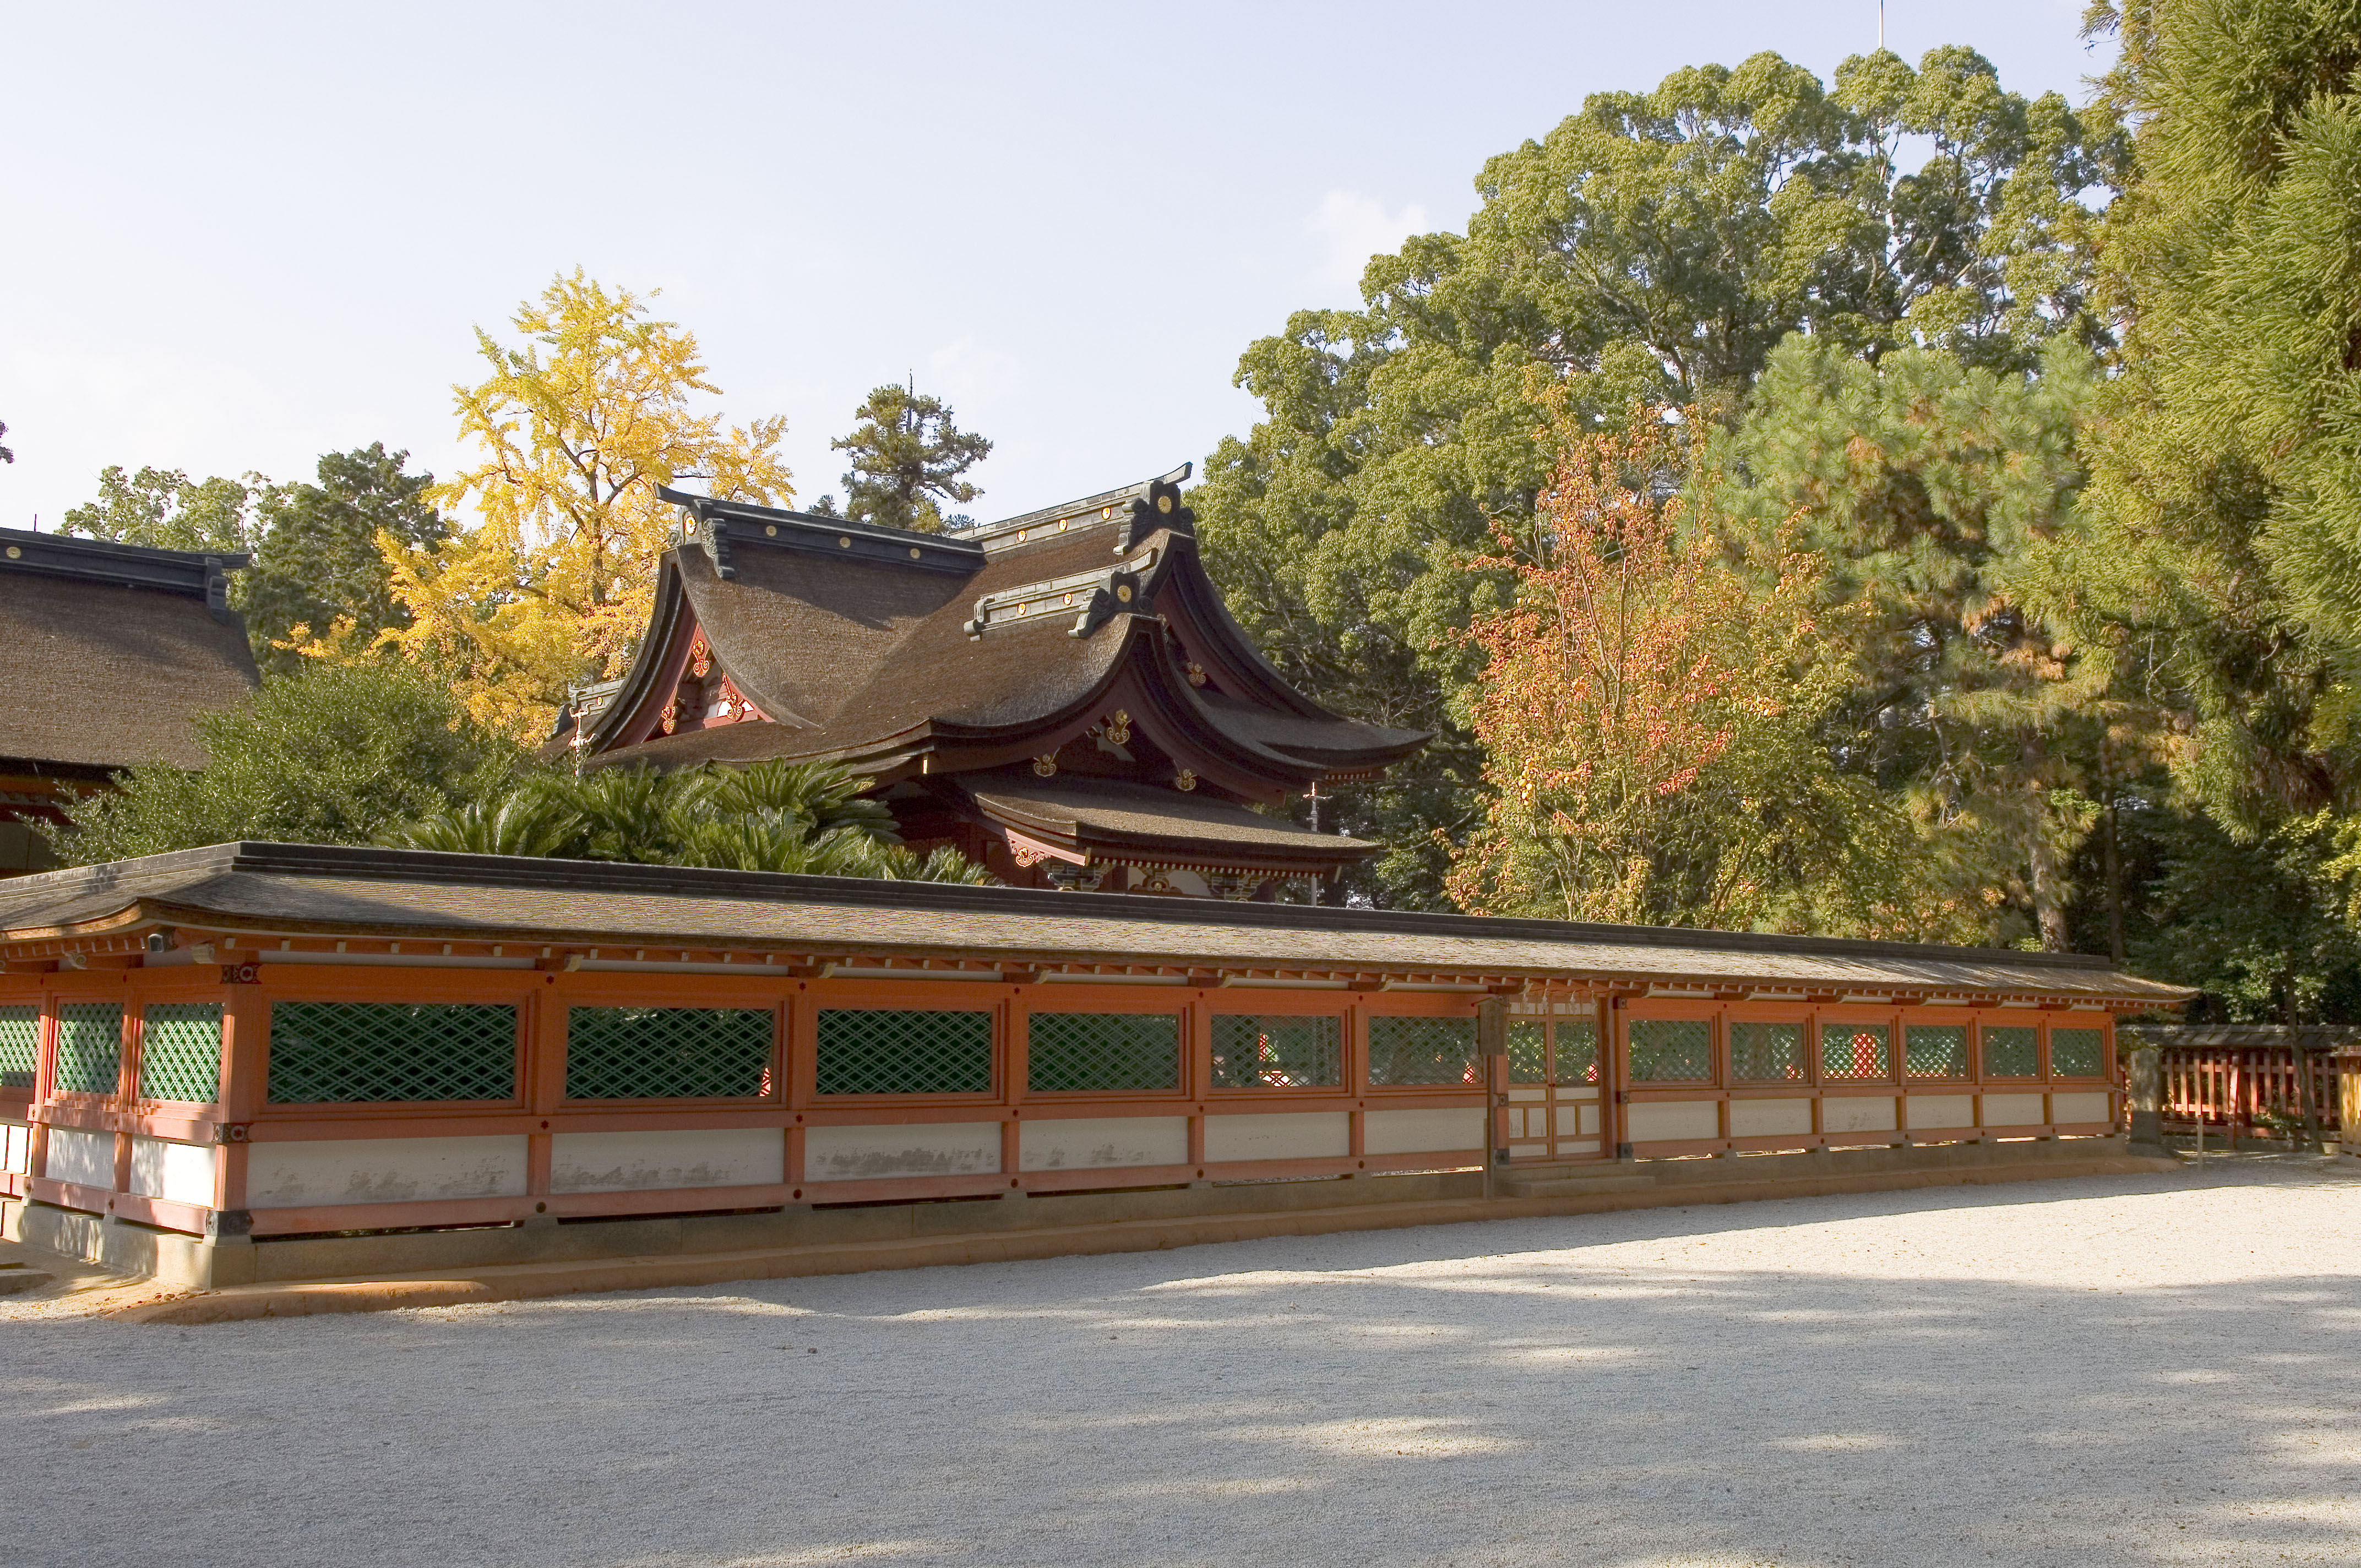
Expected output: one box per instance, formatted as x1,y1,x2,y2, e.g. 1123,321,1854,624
1981,1093,2047,1128
1906,1095,1977,1130
1362,1107,1486,1155
246,1135,529,1209
1823,1097,1900,1134
1626,1101,1720,1142
1020,1116,1188,1172
803,1121,1000,1182
1559,1139,1601,1155
1203,1111,1350,1163
2052,1091,2114,1125
128,1137,217,1206
43,1128,113,1189
551,1129,782,1194
2,1121,29,1175
1729,1098,1813,1137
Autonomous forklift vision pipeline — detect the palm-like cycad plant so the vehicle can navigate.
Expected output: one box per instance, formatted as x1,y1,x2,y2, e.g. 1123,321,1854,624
387,759,991,883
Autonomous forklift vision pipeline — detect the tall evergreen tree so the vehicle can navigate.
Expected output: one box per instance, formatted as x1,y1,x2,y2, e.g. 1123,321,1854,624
1716,337,2106,948
2067,2,2361,849
827,383,992,533
242,444,448,672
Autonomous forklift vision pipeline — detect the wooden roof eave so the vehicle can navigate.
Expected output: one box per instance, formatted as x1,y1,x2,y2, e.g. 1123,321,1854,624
1151,530,1362,722
580,556,695,752
0,902,2193,1011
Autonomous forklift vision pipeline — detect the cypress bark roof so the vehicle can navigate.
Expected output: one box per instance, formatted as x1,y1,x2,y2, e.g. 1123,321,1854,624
0,526,258,771
572,470,1425,787
0,842,2195,1009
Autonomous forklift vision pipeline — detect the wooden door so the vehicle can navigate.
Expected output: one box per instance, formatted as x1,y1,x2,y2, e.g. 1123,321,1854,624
1505,1004,1608,1163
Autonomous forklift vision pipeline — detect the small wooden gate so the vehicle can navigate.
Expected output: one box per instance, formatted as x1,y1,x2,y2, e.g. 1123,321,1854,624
1503,1001,1608,1163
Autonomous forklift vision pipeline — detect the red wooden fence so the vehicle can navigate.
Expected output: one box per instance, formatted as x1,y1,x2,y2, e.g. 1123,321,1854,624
2152,1044,2344,1146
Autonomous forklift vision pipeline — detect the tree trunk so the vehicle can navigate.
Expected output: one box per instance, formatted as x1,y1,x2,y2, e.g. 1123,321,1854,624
2103,792,2126,965
2022,733,2068,952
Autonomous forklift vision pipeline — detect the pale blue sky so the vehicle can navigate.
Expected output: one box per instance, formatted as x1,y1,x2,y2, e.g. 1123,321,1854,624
0,1,2110,533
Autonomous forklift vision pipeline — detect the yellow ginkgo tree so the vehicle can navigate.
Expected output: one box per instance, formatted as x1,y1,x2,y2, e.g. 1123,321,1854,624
379,269,792,735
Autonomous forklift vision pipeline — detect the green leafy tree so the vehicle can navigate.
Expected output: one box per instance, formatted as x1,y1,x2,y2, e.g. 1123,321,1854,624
242,444,449,672
43,661,526,864
2064,781,2361,1021
827,383,992,532
61,465,265,554
1195,46,2114,907
392,759,991,882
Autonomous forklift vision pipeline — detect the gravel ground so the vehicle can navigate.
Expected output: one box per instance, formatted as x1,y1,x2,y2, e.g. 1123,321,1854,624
6,1155,2359,1568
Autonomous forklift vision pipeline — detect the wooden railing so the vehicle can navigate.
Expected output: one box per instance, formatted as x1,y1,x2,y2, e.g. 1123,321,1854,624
2155,1044,2344,1145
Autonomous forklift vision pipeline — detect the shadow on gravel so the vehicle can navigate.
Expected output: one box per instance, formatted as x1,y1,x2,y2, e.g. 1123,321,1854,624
4,1164,2358,1568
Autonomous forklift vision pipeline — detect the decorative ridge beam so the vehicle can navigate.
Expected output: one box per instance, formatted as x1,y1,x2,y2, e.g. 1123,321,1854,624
963,545,1162,639
962,463,1192,552
656,487,983,576
0,525,248,623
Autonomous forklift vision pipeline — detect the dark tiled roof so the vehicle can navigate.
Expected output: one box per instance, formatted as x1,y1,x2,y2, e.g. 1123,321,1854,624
0,527,259,771
0,842,2195,1006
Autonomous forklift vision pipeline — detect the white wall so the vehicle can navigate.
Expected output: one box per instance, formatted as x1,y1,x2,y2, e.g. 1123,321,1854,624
1019,1117,1187,1172
551,1129,782,1194
246,1135,529,1208
128,1137,217,1206
804,1122,999,1182
42,1128,113,1189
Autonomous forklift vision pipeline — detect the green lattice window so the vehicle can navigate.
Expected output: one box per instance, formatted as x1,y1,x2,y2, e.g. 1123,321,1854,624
1730,1022,1804,1082
0,1005,36,1092
1212,1015,1341,1088
817,1009,992,1096
138,1004,222,1103
55,1002,123,1097
1027,1012,1178,1092
1905,1025,1970,1079
2050,1027,2105,1078
1983,1026,2038,1077
1366,1016,1478,1086
1821,1022,1890,1081
1628,1020,1712,1082
266,1001,518,1104
1554,1019,1600,1085
568,1006,774,1100
1505,1020,1547,1085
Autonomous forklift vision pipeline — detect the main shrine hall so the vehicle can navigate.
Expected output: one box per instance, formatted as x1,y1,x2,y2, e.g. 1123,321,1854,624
560,465,1427,896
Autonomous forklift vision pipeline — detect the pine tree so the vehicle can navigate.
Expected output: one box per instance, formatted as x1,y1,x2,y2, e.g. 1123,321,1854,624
1716,337,2109,948
828,383,991,533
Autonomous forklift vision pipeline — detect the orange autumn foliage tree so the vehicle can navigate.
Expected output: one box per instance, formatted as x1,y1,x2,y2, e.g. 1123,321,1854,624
1445,402,1930,933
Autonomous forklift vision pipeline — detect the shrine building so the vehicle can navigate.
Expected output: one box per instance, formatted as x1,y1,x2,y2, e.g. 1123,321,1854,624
0,527,258,875
558,466,1425,896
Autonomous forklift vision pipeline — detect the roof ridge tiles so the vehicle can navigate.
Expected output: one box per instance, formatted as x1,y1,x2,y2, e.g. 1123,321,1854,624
0,839,2133,974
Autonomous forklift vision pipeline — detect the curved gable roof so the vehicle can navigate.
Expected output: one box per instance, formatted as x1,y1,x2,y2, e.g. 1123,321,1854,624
579,473,1428,785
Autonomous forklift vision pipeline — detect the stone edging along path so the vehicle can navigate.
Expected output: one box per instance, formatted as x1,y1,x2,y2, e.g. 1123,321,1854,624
113,1149,2180,1326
